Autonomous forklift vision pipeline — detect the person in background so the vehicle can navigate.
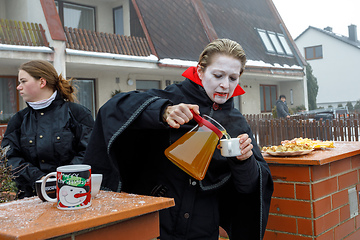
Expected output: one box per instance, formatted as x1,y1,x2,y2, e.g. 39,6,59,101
1,60,94,199
83,39,273,239
276,94,291,118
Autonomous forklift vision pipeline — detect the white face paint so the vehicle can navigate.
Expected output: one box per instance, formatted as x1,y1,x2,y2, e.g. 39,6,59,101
197,54,242,104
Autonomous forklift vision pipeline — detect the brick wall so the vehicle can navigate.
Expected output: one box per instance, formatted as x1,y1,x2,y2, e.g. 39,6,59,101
265,154,360,240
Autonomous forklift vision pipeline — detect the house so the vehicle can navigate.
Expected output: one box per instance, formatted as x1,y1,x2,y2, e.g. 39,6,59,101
295,24,360,109
0,0,306,122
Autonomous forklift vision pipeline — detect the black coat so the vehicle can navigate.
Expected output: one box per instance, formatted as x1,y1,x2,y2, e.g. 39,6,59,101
83,79,273,240
276,99,290,118
1,93,94,198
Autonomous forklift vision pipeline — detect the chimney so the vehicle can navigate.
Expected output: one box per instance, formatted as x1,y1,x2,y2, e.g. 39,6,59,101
324,26,333,32
348,24,358,42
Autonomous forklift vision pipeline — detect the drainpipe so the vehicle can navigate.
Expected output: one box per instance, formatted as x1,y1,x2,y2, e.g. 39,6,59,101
65,49,159,63
0,45,53,53
303,71,309,111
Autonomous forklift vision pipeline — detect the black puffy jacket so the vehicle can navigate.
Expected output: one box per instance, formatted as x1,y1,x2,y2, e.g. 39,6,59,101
1,93,94,198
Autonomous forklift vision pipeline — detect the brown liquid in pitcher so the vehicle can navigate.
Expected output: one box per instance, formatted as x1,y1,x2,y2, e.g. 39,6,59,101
165,131,219,180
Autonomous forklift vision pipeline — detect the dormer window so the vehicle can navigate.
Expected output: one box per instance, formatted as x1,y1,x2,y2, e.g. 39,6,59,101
278,35,293,56
268,31,285,54
257,29,275,53
256,28,293,56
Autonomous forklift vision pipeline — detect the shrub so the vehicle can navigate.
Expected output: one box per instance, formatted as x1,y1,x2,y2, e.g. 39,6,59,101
292,105,306,113
0,146,17,203
111,89,121,97
272,106,277,118
0,118,10,124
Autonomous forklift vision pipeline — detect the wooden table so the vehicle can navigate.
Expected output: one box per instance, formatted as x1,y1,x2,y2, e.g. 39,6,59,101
0,191,174,240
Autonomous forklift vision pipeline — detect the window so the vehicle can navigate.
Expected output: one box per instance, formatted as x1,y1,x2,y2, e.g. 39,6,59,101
258,29,275,53
260,85,277,112
136,80,160,92
0,77,18,122
268,32,285,55
113,6,124,35
257,29,294,56
278,35,293,56
55,1,95,31
305,45,323,60
73,79,96,118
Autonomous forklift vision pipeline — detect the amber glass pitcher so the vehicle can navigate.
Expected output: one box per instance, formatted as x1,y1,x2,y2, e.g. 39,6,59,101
164,110,224,180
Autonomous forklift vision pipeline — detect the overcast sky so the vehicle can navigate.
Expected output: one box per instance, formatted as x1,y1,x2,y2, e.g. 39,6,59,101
272,0,360,39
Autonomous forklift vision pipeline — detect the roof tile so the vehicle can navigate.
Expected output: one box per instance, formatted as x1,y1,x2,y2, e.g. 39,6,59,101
64,27,151,56
133,0,301,67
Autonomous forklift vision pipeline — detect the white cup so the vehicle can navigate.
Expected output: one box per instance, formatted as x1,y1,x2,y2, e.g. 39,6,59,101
219,138,242,157
91,174,103,198
41,164,92,210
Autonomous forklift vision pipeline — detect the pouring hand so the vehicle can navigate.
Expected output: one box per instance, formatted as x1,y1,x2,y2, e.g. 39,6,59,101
236,133,253,161
163,104,199,128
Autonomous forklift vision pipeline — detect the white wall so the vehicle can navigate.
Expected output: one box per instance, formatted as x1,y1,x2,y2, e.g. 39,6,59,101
240,73,306,114
0,0,6,18
280,80,305,109
239,77,261,114
2,0,28,21
66,58,185,109
4,0,45,23
295,29,360,105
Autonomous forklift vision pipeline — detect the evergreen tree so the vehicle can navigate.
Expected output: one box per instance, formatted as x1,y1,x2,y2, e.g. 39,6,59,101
354,100,360,113
346,102,354,112
306,63,319,110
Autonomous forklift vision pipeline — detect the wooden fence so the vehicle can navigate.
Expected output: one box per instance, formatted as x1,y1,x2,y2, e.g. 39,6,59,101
2,114,360,148
245,114,360,148
0,19,49,47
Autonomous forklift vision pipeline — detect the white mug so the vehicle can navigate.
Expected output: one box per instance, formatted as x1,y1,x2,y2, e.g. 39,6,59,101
41,164,92,210
91,174,103,198
219,138,242,157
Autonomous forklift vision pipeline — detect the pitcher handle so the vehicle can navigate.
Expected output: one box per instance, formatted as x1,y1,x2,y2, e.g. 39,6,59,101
190,109,203,124
190,110,223,139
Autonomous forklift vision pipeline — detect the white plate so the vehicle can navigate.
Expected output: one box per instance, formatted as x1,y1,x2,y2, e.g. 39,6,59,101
263,149,314,156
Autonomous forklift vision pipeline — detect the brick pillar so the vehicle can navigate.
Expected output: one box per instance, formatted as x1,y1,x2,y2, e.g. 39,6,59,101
264,155,360,239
